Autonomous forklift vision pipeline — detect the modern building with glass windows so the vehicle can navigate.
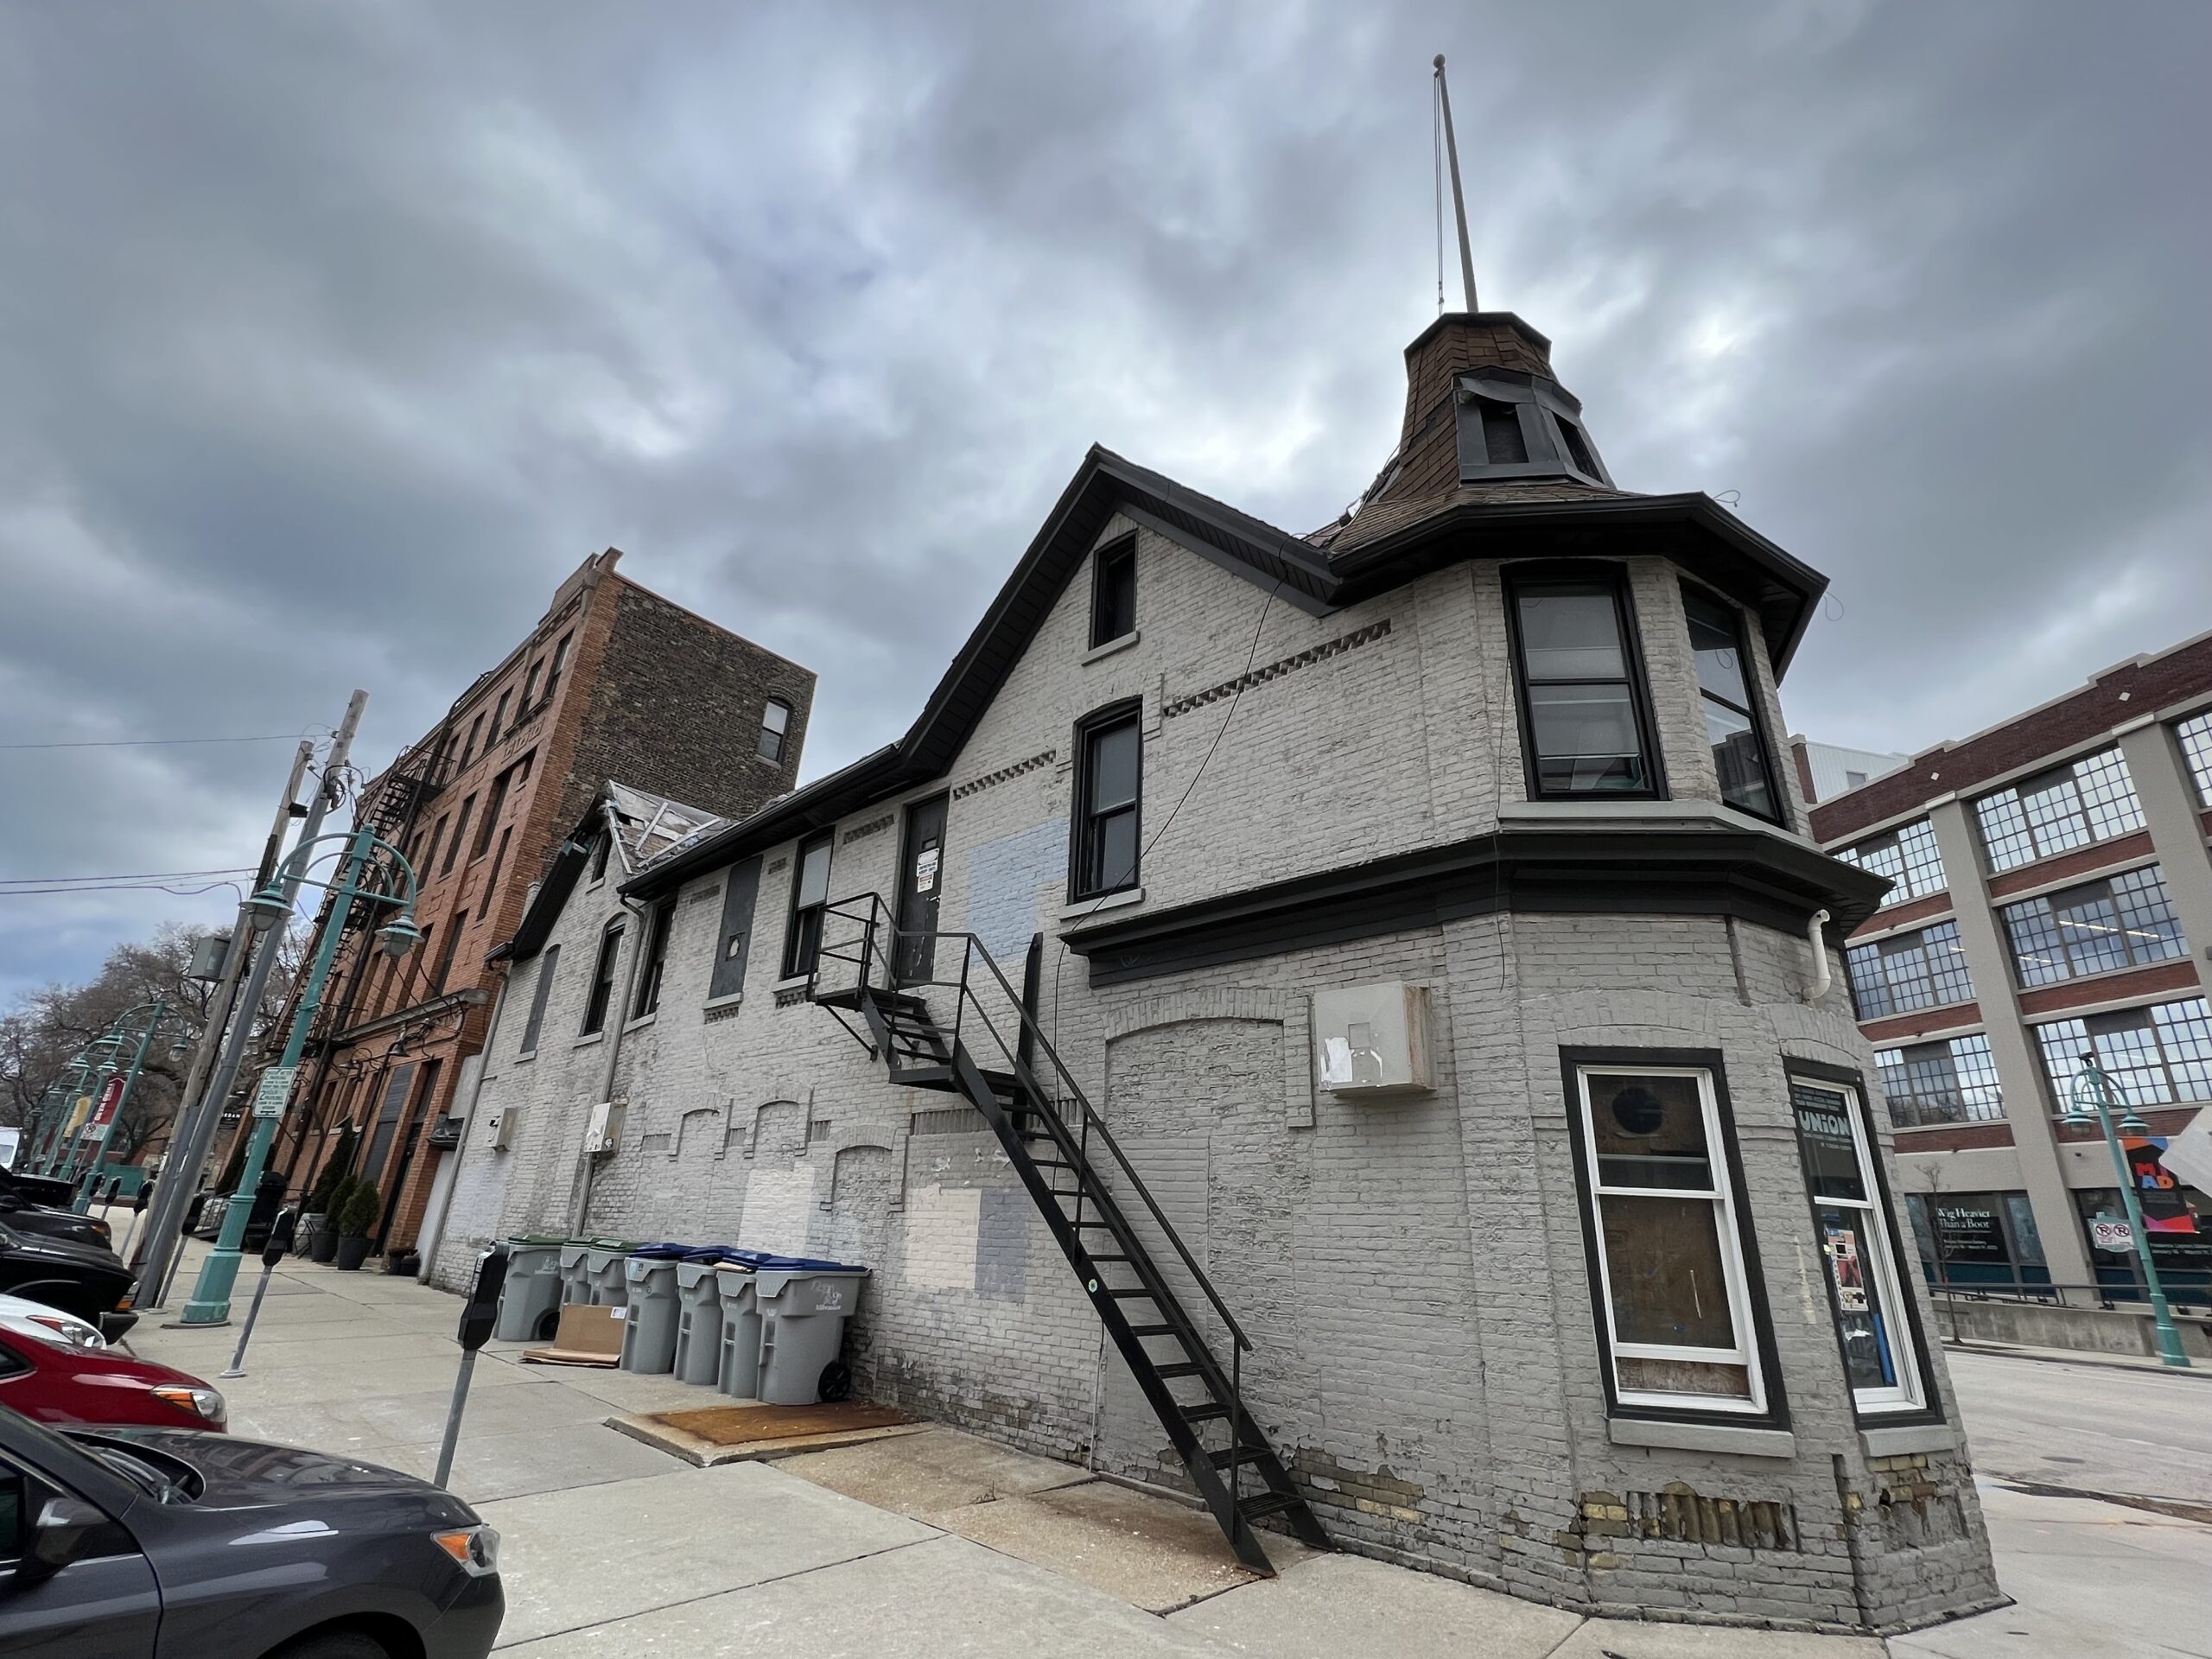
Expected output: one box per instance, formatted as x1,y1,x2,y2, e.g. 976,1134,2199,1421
1813,632,2212,1310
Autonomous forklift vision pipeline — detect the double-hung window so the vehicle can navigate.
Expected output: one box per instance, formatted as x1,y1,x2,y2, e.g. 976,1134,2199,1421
1836,818,1947,906
1789,1077,1925,1414
632,899,675,1019
1071,703,1141,899
1973,747,2144,871
1999,866,2186,986
1090,536,1136,647
782,833,834,978
581,925,623,1037
1681,584,1781,821
758,699,791,763
1845,921,1974,1019
1506,570,1658,798
1567,1058,1770,1415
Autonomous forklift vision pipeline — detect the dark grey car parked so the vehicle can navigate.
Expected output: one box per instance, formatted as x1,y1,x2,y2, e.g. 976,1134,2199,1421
0,1406,502,1657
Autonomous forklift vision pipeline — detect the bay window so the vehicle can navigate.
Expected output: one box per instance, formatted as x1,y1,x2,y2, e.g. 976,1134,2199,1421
1681,583,1781,821
1506,570,1660,799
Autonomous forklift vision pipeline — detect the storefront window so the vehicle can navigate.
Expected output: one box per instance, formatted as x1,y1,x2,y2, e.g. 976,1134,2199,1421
2072,1135,2210,1298
1790,1079,1923,1413
1904,1190,2050,1290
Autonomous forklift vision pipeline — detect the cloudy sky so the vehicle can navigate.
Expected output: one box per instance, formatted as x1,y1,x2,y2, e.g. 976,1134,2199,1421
2,1,2205,999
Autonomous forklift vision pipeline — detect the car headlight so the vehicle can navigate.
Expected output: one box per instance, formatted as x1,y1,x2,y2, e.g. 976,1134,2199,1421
23,1315,104,1351
150,1385,227,1426
433,1524,499,1577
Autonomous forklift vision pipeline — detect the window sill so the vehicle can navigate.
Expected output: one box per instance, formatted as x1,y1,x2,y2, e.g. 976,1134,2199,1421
514,1050,537,1065
1060,887,1144,923
1082,629,1141,665
1606,1417,1796,1459
702,991,745,1012
1857,1422,1955,1458
573,1032,606,1050
623,1013,658,1033
773,974,814,994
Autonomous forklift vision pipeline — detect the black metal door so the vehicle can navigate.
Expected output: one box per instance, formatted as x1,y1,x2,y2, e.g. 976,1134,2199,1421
893,795,948,984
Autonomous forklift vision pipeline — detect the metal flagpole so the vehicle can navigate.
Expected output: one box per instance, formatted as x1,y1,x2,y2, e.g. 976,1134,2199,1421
1433,55,1478,312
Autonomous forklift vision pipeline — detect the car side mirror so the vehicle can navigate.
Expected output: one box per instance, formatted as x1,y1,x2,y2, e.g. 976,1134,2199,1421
22,1496,105,1582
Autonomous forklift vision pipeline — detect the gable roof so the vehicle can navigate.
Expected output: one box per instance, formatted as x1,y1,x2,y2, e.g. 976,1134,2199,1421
628,442,1829,899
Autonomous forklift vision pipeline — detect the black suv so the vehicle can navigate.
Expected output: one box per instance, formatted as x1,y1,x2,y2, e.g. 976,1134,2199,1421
0,1168,114,1253
0,1407,502,1656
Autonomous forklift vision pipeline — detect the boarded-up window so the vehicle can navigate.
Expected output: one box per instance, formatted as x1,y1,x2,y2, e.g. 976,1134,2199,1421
709,859,762,1001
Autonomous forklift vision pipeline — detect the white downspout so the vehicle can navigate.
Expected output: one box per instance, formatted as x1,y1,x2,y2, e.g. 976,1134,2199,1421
1803,908,1833,1003
569,801,652,1236
415,965,509,1283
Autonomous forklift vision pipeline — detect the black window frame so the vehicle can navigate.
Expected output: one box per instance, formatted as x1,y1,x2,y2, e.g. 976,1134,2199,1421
757,698,792,764
518,944,559,1057
588,830,612,885
1680,580,1784,824
1069,700,1143,901
581,923,624,1037
432,909,467,996
782,832,835,980
1785,1060,1941,1423
1557,1046,1789,1430
632,899,676,1020
1502,563,1666,804
1090,534,1137,648
441,797,475,877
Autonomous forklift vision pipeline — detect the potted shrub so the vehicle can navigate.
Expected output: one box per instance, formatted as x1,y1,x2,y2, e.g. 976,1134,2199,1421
308,1177,351,1264
332,1181,381,1272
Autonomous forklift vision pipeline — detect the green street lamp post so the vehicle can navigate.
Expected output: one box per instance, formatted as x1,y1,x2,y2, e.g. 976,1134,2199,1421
34,1038,124,1177
176,825,421,1326
2063,1052,2193,1370
67,1001,185,1211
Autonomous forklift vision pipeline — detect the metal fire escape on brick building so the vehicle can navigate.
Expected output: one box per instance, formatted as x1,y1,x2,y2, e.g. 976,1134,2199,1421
810,894,1330,1575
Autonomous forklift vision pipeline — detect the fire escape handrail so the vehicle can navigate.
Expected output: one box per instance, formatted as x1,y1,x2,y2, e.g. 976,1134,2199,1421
812,892,1252,1356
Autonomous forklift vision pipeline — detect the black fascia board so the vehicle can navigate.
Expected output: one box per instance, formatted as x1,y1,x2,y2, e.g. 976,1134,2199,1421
493,801,603,965
622,744,908,901
1061,820,1888,988
1326,493,1828,679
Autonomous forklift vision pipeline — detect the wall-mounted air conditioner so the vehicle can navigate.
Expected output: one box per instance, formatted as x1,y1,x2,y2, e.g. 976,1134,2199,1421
1311,982,1435,1098
584,1100,626,1155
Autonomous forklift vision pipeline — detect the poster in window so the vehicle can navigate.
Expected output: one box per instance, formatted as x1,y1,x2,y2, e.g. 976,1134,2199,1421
1826,1224,1870,1313
1933,1201,2008,1263
2122,1136,2199,1236
914,846,939,895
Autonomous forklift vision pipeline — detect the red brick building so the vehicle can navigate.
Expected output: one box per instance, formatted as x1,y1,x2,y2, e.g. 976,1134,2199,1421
1809,629,2212,1305
265,549,813,1255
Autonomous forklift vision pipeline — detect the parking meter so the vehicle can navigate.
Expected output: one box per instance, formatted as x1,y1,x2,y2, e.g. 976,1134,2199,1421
262,1208,298,1268
459,1245,509,1352
436,1244,510,1488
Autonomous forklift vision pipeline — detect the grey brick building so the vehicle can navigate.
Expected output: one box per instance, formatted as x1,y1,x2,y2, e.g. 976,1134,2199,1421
435,309,2001,1633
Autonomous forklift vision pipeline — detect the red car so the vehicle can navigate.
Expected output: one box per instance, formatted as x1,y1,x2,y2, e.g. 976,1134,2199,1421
0,1321,227,1431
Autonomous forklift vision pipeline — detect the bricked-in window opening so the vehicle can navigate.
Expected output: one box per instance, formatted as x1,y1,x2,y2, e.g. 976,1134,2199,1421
782,832,834,978
2032,996,2212,1109
1567,1062,1771,1416
1071,702,1141,899
1837,817,1946,906
1474,397,1527,465
2178,709,2212,806
1681,582,1781,822
632,899,676,1019
1845,921,1974,1020
758,698,791,763
441,798,474,877
582,923,623,1036
1876,1034,2004,1128
518,944,559,1056
1090,535,1137,647
1789,1077,1926,1414
1999,865,2188,987
1972,746,2144,872
1505,571,1660,800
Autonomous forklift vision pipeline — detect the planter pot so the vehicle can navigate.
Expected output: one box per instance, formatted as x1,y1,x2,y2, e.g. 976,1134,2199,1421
309,1228,340,1265
385,1250,419,1277
334,1236,373,1272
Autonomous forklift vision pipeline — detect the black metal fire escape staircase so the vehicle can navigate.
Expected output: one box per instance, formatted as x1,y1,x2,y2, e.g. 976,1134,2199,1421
810,895,1329,1575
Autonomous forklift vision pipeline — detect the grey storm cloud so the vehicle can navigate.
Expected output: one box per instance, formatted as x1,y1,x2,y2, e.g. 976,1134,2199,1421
1,0,2206,995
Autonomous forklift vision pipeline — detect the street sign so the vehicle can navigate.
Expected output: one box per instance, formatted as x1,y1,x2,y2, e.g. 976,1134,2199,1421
88,1075,126,1130
251,1065,300,1119
2091,1216,2135,1254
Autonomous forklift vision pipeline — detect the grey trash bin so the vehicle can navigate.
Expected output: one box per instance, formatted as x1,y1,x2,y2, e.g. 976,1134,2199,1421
584,1242,634,1306
494,1236,567,1342
672,1258,726,1385
754,1263,869,1406
558,1242,592,1306
619,1251,686,1374
714,1264,762,1398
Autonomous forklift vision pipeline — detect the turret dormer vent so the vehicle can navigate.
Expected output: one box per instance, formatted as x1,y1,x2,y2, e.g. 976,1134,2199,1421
1452,367,1613,489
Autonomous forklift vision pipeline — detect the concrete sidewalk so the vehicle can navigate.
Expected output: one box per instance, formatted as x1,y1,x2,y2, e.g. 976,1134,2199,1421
113,1233,2186,1656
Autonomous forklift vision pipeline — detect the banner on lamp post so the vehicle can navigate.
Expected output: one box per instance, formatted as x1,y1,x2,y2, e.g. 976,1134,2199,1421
88,1076,125,1130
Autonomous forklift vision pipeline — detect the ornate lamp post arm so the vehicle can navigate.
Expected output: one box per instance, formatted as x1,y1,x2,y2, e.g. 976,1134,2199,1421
2067,1054,2192,1369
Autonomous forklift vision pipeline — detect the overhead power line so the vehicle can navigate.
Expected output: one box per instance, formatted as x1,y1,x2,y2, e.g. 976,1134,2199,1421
0,733,312,751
